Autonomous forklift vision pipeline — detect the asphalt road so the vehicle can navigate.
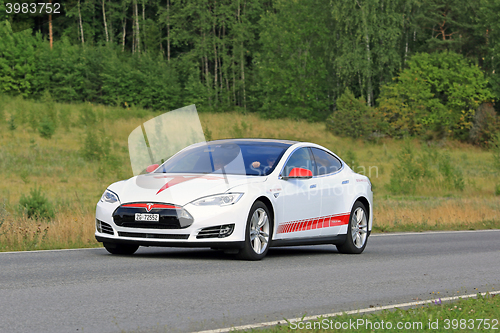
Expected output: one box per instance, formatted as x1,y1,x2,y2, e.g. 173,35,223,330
1,230,500,333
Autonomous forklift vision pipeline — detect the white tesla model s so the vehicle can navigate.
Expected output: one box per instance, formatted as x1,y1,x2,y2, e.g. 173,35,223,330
95,139,373,260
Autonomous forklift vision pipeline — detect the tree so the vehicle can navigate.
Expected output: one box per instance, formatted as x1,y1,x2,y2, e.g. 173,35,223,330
257,0,333,120
0,21,38,97
326,88,375,139
378,51,494,139
413,0,482,57
477,0,500,113
331,0,407,106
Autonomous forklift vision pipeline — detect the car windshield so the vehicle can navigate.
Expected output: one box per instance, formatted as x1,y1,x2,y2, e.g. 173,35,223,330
155,142,287,176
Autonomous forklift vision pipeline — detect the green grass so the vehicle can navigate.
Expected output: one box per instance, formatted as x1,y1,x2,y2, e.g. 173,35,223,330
239,293,500,333
0,94,499,251
372,219,500,233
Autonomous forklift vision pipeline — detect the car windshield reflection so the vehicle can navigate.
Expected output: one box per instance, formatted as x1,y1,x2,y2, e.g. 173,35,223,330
155,142,288,176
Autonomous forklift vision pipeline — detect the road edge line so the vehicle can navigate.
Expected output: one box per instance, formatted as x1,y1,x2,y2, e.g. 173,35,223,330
193,290,500,333
0,247,101,255
2,229,500,254
371,229,500,237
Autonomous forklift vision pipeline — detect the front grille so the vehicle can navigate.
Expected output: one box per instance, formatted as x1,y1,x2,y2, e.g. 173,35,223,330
97,219,114,235
197,224,235,239
118,232,189,240
113,203,193,229
197,226,222,239
116,217,182,229
101,222,114,235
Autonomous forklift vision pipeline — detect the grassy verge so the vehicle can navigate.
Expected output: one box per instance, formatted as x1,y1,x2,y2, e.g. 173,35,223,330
373,197,500,233
0,209,99,252
0,95,499,251
241,294,500,332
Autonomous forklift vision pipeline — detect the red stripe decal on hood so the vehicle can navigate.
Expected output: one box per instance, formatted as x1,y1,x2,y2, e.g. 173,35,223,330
155,175,224,195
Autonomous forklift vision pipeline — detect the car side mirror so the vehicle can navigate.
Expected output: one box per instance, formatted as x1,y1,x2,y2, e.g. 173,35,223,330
146,164,159,173
282,167,313,180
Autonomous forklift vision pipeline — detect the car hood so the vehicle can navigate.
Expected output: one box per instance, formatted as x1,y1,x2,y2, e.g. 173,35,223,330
109,173,267,206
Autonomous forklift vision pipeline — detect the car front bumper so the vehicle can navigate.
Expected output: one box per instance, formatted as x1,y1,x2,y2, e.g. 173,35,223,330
95,235,245,249
95,199,249,249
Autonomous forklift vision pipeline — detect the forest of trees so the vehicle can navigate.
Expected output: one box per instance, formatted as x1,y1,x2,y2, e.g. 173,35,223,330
1,0,499,142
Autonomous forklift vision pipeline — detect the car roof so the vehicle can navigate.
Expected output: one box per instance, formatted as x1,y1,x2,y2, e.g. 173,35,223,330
205,138,298,148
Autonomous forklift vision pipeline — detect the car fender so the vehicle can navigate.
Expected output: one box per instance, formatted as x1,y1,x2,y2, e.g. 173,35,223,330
227,182,277,234
107,180,127,197
346,176,373,232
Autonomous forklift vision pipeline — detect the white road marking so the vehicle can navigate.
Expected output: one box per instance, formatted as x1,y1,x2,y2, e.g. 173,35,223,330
371,229,500,237
0,247,102,255
1,229,499,254
193,290,500,333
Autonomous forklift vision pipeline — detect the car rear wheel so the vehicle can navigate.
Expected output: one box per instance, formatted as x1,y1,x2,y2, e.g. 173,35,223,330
336,201,369,254
237,201,272,260
103,242,139,255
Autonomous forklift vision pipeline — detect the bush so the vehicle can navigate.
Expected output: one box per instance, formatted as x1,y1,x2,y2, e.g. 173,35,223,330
81,128,106,161
79,104,98,127
231,121,252,138
387,141,465,194
28,105,41,132
0,25,183,111
378,52,494,140
386,141,424,194
203,126,213,141
35,38,104,102
437,153,465,191
0,21,38,97
0,200,7,233
80,128,124,178
38,117,56,138
8,115,16,131
470,103,499,146
491,133,500,168
58,107,72,131
97,150,125,180
493,134,500,195
19,186,55,220
100,52,181,111
0,95,5,124
340,149,359,172
327,89,376,139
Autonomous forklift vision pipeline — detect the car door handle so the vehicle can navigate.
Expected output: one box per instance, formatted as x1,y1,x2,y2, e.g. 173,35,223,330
310,184,317,188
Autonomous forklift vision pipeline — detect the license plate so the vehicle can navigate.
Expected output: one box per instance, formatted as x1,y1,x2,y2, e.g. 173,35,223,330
135,213,159,222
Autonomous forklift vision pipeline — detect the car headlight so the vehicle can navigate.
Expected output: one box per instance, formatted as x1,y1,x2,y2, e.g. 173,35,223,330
191,193,243,207
100,189,120,204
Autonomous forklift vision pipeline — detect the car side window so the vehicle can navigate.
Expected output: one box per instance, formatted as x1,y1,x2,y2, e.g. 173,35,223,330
311,147,342,176
283,148,315,177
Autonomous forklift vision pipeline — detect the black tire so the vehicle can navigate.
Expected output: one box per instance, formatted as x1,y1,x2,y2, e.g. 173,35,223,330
103,242,139,255
336,201,369,254
237,201,273,261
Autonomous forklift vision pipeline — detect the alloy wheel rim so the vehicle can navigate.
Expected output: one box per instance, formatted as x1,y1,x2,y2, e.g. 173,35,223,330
249,208,270,254
351,207,368,249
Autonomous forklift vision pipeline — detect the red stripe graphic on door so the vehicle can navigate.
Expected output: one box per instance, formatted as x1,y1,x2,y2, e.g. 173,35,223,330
277,213,350,234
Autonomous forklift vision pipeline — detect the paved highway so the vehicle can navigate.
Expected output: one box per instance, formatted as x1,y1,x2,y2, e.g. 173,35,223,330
1,230,500,333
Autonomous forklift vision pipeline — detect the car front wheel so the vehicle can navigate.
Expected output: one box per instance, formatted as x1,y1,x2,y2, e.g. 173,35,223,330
336,201,369,254
237,201,272,260
103,242,139,255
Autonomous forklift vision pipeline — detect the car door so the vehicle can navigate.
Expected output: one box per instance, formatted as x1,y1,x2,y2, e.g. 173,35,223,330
310,147,349,236
274,147,322,239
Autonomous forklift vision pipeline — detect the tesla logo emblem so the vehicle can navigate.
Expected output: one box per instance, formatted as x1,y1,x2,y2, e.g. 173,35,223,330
146,203,154,212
